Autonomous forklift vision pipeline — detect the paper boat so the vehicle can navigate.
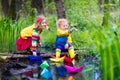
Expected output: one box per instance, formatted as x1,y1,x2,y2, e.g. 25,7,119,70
64,56,74,63
64,56,74,66
40,61,49,69
41,68,52,79
65,65,84,74
50,57,64,62
28,55,42,65
56,65,67,77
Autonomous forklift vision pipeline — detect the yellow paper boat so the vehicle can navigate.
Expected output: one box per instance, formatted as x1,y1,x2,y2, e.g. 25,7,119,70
50,57,64,62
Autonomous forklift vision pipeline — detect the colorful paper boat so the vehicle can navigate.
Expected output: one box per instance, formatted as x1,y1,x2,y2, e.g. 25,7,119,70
40,61,49,69
50,57,64,62
64,56,74,66
41,68,52,79
56,65,67,77
65,65,84,74
28,55,42,65
64,56,74,63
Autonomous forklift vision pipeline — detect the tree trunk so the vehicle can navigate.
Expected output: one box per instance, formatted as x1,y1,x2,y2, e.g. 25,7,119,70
15,0,22,20
102,0,109,27
31,0,44,14
1,0,9,16
1,0,22,20
55,0,66,19
7,0,16,20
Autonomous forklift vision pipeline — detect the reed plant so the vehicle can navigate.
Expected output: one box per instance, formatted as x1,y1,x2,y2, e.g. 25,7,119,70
92,27,120,80
73,26,120,80
0,17,34,52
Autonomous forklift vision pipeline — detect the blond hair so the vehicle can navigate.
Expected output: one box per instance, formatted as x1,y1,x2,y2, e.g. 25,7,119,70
56,18,68,28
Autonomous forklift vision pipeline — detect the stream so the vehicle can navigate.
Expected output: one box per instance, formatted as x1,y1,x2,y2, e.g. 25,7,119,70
0,53,101,80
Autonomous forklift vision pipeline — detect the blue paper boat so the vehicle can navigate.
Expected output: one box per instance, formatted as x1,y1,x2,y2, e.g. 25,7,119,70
41,68,52,79
28,55,42,65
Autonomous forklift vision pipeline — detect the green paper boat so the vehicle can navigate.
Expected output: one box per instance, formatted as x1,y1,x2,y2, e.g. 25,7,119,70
40,61,49,69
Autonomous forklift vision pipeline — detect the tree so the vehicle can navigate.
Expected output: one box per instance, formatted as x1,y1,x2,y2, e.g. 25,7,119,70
1,0,22,20
15,0,22,20
31,0,44,14
1,0,9,16
55,0,66,19
7,0,16,20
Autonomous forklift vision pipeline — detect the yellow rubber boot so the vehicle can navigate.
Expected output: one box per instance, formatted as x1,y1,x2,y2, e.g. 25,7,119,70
56,48,61,58
68,47,76,58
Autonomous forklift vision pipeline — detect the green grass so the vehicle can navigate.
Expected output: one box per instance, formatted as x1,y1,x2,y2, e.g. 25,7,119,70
91,27,120,80
0,17,34,52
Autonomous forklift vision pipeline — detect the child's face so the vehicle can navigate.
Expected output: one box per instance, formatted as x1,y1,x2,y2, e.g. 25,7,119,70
59,21,69,30
37,19,49,30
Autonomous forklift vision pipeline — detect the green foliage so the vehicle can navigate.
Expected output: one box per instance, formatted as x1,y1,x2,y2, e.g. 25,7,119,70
73,25,120,80
64,0,99,30
19,0,37,18
44,0,56,15
41,29,56,50
0,16,34,52
91,27,120,80
40,15,57,50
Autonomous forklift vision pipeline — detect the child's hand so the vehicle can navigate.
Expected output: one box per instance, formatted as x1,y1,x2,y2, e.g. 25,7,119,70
33,52,37,56
39,42,42,48
69,27,78,32
65,44,69,49
45,25,49,30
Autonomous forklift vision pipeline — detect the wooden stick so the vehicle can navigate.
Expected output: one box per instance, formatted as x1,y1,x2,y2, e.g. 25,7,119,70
0,52,69,59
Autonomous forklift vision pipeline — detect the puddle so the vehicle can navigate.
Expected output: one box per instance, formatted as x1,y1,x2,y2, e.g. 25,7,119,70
1,54,101,80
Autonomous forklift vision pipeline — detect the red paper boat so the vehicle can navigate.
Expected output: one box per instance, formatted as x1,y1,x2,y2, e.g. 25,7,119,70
64,56,74,66
64,56,74,63
65,65,84,74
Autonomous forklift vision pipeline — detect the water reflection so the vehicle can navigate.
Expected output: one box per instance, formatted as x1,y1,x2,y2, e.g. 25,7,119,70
50,62,67,80
1,55,101,80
